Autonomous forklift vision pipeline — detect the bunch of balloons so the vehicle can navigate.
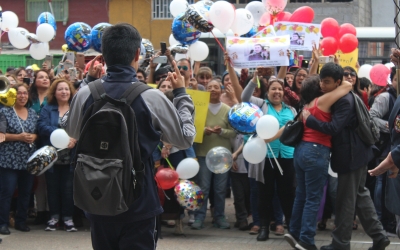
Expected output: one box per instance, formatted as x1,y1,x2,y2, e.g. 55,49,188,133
320,18,358,55
5,11,57,60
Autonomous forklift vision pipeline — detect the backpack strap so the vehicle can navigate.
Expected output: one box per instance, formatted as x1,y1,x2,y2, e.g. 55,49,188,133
121,82,152,104
88,79,105,101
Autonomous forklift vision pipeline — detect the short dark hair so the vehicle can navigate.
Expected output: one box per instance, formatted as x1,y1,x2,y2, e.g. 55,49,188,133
359,77,372,91
390,67,396,82
102,23,142,66
300,75,323,104
137,67,147,79
320,62,343,83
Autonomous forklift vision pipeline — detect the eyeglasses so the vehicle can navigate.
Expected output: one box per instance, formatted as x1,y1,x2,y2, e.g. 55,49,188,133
17,92,28,96
344,72,356,77
178,66,189,71
296,74,307,78
155,75,168,81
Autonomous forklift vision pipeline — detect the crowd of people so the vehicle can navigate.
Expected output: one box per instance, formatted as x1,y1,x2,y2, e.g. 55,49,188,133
0,23,399,250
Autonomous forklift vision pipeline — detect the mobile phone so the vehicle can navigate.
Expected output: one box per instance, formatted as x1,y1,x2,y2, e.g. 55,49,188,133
68,68,77,82
153,56,168,64
44,55,53,69
23,77,30,85
64,60,74,70
318,56,334,64
76,53,85,70
57,62,64,73
65,52,75,64
160,42,167,55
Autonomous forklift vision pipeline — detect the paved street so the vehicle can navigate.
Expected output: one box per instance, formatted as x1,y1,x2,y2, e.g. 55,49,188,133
1,197,400,250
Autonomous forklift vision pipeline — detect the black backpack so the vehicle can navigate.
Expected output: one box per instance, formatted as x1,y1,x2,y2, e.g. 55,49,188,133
73,79,151,216
351,91,380,145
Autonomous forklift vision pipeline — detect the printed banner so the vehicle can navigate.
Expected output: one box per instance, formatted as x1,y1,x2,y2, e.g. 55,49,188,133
226,35,290,68
148,84,209,143
274,22,321,51
252,25,277,38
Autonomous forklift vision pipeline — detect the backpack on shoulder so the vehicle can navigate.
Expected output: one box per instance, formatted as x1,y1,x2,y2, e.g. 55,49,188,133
73,79,151,216
351,91,380,145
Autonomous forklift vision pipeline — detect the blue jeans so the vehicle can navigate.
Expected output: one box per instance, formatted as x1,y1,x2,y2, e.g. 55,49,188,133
290,141,330,245
273,185,284,225
194,157,228,221
245,161,260,226
0,168,34,226
45,165,74,221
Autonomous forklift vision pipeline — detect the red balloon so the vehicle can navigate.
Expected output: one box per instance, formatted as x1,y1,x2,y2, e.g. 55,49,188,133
370,64,390,87
276,11,292,22
320,37,338,56
289,6,314,23
339,34,358,53
339,23,357,38
321,18,339,38
155,168,179,190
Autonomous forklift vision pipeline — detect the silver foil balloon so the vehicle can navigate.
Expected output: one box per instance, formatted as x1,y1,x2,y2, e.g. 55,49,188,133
27,146,58,176
170,44,189,54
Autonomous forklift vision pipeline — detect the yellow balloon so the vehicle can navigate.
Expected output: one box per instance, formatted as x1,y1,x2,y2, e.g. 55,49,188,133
61,44,69,53
0,88,17,107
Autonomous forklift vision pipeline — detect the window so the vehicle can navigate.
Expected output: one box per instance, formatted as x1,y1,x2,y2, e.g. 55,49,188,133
25,0,68,22
152,0,195,19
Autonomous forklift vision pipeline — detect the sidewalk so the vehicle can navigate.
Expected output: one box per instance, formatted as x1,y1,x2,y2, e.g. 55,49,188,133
1,197,400,249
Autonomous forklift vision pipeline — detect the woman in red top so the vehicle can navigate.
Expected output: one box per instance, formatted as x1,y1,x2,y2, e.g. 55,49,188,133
271,75,352,250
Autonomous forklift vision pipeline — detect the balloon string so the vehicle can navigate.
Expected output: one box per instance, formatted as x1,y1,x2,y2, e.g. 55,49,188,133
211,31,226,53
157,145,174,170
267,143,283,175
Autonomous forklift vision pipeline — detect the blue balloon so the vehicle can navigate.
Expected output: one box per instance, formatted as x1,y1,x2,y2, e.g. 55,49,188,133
171,13,201,46
64,22,92,52
241,26,257,38
90,23,112,53
228,102,264,134
37,12,57,32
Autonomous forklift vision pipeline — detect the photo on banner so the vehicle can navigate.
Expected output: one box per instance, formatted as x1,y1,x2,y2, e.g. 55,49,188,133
274,22,321,51
148,84,209,143
226,35,290,68
252,25,277,38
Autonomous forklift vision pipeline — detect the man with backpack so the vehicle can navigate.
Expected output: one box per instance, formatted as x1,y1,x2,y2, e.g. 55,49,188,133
66,23,195,250
303,63,389,250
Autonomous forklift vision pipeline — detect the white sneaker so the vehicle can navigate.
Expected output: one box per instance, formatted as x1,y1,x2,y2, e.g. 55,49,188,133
284,233,298,249
64,220,77,232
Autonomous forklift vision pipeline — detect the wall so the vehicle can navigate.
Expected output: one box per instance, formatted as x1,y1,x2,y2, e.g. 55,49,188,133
371,0,396,27
109,0,172,50
0,0,109,50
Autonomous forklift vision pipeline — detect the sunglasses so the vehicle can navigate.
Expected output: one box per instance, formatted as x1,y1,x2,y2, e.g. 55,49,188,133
344,72,357,77
178,66,189,71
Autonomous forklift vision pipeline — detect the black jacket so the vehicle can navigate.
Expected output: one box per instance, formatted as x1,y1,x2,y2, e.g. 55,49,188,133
306,93,374,174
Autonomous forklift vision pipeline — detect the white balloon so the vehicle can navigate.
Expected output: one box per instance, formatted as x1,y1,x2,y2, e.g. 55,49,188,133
36,23,55,43
1,11,19,31
8,28,30,49
169,34,180,46
176,158,200,179
209,1,236,34
189,41,209,61
50,129,70,149
245,1,266,25
256,115,280,140
358,64,373,81
170,0,188,17
29,42,49,60
231,8,254,36
243,137,267,164
385,62,395,69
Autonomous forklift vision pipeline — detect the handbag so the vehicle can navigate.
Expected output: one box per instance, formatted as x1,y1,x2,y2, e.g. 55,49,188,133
280,109,304,147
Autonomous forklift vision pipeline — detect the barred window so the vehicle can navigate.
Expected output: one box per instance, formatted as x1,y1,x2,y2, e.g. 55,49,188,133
152,0,195,19
26,0,69,22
